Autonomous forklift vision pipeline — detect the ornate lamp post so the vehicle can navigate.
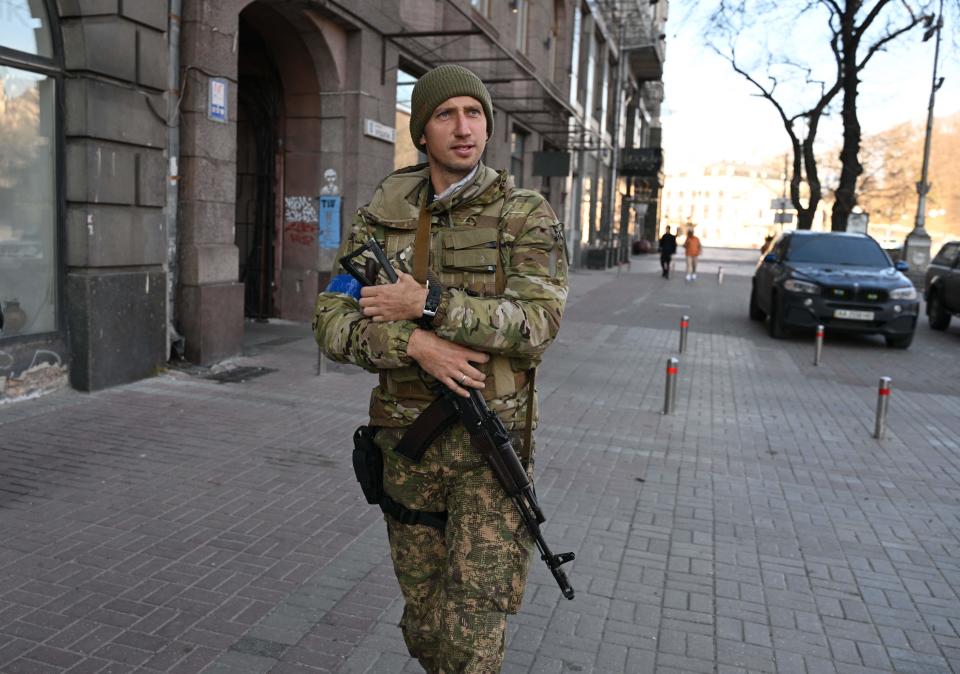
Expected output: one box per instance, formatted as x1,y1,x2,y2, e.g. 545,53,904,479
903,0,945,277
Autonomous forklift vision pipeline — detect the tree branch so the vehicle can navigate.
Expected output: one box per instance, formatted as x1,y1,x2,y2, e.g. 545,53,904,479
857,15,926,69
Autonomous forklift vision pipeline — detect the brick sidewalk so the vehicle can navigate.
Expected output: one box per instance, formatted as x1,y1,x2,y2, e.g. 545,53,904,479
1,248,959,673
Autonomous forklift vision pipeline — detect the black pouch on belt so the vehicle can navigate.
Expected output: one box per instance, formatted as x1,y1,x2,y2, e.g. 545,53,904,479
352,426,383,505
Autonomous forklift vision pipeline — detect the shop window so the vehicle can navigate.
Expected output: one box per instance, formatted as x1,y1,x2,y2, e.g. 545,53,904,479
0,1,61,338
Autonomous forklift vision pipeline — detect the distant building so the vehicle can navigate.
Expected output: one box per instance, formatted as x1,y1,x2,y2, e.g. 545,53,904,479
661,162,828,248
567,1,668,267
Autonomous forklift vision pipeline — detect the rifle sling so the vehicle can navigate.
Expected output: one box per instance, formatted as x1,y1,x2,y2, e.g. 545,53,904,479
393,395,459,462
393,389,534,464
412,197,431,284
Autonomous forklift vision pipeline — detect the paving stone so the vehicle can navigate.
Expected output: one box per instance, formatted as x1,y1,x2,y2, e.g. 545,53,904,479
2,250,960,672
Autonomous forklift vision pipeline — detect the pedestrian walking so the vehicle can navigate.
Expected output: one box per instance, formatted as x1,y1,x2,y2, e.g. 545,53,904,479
683,226,701,281
313,65,569,674
658,225,677,278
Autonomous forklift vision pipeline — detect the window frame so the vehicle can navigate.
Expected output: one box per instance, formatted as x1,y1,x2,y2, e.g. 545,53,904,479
514,0,529,54
469,0,490,18
510,125,529,188
0,0,66,343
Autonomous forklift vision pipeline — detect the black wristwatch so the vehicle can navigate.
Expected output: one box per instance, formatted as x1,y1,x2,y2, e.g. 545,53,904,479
417,279,442,329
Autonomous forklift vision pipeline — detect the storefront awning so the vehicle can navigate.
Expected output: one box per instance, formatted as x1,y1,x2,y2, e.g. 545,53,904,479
381,1,577,148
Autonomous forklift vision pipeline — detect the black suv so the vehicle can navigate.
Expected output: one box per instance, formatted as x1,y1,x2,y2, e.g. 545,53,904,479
750,231,919,348
924,240,960,330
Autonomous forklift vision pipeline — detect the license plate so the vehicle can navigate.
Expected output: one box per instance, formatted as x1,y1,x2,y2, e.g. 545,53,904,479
834,309,874,321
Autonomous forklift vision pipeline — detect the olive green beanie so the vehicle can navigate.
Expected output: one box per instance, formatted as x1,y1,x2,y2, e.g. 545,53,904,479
409,65,494,148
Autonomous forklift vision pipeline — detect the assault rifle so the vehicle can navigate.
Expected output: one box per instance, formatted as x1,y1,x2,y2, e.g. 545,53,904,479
340,237,576,600
441,386,575,599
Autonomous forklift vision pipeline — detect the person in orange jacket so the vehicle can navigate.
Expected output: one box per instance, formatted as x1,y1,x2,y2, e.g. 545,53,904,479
683,227,701,281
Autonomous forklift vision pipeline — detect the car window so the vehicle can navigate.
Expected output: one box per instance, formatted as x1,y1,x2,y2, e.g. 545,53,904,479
785,236,890,267
932,242,959,267
773,236,790,258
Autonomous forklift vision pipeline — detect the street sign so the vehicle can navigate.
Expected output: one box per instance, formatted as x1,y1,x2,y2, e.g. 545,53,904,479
318,196,341,249
770,198,791,210
533,151,571,177
774,212,794,224
619,148,662,177
208,78,228,123
846,212,869,234
364,119,396,144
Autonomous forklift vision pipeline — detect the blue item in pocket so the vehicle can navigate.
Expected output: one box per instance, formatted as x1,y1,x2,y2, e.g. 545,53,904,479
326,273,362,300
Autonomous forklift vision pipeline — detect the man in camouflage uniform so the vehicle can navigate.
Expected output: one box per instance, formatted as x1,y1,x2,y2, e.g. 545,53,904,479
313,65,568,673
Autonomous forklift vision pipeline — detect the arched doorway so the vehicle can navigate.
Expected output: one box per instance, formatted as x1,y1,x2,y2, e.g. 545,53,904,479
178,0,350,363
236,14,283,320
233,1,332,323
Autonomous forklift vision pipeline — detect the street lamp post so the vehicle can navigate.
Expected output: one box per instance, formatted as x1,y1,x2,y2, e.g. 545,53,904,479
903,0,945,278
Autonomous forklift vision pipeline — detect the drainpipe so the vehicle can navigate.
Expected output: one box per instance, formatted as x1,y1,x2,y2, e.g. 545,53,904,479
165,0,184,359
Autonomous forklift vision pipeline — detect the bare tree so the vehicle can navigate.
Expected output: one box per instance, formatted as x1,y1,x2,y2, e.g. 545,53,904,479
707,0,929,230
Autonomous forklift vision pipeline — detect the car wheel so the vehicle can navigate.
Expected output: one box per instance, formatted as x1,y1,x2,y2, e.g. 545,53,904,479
928,291,951,331
767,293,786,339
749,283,766,321
885,332,914,349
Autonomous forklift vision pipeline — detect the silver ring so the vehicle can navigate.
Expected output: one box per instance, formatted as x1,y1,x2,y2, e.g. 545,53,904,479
460,373,467,384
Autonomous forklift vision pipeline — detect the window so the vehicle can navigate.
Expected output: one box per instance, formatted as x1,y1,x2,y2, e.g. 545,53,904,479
470,0,489,16
513,0,528,53
510,127,527,187
394,69,425,170
592,33,605,122
0,1,61,338
581,21,596,110
933,242,959,267
569,7,581,102
1,0,53,56
787,235,890,268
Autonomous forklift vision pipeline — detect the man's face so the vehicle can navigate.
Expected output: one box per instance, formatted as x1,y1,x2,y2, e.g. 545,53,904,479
419,96,487,177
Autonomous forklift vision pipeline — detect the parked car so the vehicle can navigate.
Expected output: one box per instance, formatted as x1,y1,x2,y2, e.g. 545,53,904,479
750,231,919,348
923,240,960,330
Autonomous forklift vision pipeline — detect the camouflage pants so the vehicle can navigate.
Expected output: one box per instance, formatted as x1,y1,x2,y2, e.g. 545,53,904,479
376,426,533,674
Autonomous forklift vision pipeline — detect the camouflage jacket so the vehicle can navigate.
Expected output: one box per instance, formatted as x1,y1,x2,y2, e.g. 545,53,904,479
313,162,568,428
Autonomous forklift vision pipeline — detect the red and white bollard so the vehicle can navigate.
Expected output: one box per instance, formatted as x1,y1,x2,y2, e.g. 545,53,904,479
874,376,892,439
663,357,679,415
814,325,824,366
679,315,689,353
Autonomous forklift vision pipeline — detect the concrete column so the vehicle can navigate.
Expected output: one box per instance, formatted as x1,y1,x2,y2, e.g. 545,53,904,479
177,1,245,365
60,2,169,390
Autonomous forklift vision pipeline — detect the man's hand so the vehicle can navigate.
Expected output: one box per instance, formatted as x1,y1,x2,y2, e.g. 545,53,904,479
406,329,488,397
359,271,427,322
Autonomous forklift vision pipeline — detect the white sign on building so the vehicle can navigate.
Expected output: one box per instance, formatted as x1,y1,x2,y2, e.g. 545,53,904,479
364,119,396,144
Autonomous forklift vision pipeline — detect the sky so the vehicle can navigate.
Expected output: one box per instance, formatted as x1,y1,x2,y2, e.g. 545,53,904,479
661,0,960,174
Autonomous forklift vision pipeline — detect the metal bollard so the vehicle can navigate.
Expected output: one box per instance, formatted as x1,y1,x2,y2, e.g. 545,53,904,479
718,265,724,285
663,357,679,415
814,325,824,366
679,315,689,353
316,347,327,376
874,376,892,439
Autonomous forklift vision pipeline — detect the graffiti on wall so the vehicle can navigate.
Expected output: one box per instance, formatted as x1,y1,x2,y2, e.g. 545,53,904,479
0,347,68,402
284,196,319,246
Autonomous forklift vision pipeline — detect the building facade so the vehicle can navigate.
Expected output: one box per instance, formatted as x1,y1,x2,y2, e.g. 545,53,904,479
566,0,668,268
0,0,667,402
660,161,829,249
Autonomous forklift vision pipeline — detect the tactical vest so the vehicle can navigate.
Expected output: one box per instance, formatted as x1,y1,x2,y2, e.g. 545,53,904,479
359,168,540,421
